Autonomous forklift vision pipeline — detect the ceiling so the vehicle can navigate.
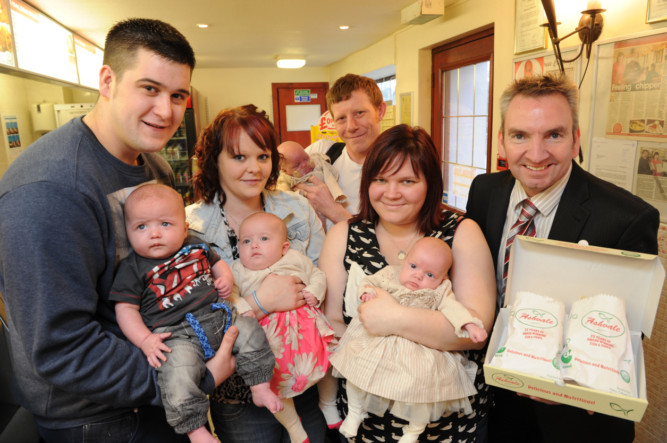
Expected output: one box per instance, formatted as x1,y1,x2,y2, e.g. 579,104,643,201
27,0,430,69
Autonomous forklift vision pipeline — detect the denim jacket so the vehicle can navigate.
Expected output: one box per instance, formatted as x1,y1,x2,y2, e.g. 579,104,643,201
185,189,325,266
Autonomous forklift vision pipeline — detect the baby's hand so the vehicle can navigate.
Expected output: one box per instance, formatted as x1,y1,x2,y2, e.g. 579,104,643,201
302,290,317,307
465,323,488,343
141,332,172,368
242,310,257,319
214,275,234,298
360,285,378,302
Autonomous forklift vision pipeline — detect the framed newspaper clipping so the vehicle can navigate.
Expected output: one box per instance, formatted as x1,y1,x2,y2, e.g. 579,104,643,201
590,30,667,221
514,0,547,54
647,0,667,24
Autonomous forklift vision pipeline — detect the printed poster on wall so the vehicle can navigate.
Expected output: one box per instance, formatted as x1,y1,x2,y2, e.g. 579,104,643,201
606,33,667,139
2,114,23,161
310,111,342,144
3,114,20,148
0,0,15,67
513,48,580,82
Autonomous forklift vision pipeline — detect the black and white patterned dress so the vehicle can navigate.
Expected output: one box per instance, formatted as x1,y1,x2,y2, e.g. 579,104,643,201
337,212,490,442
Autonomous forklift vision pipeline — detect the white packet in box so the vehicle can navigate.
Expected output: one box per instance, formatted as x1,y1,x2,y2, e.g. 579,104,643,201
560,294,637,397
491,291,565,383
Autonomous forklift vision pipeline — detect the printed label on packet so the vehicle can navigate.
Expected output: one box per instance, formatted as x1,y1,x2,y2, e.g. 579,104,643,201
491,292,565,382
560,294,637,397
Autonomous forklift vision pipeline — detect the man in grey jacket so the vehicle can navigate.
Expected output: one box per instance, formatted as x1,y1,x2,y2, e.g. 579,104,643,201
0,18,237,442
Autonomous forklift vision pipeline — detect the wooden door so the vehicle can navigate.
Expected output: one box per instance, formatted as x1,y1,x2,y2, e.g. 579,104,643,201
272,82,329,147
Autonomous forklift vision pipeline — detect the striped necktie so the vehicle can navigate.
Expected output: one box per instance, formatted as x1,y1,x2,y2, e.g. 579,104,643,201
501,199,538,305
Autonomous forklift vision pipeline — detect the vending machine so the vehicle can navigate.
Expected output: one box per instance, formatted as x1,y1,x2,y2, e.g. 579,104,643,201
159,88,203,204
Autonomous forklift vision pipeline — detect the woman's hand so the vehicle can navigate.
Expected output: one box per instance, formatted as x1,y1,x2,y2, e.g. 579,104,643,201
357,288,403,336
252,273,306,317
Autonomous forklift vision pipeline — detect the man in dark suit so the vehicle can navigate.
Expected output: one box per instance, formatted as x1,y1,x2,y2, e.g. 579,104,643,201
638,149,652,174
466,74,659,443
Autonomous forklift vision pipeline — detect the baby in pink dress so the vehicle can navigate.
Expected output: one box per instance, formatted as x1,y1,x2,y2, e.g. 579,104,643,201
229,212,335,443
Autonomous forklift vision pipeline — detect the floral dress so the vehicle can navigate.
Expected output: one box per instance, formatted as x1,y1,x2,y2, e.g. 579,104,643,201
230,249,335,399
338,212,490,442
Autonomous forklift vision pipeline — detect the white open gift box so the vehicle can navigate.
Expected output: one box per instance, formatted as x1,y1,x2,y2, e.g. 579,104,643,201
483,236,665,422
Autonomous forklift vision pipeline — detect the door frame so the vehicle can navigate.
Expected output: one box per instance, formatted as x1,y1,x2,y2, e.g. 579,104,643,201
431,24,495,174
271,82,329,144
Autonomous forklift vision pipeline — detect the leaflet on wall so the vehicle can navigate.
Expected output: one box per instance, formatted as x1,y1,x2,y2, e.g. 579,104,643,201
589,137,636,193
2,114,23,161
3,114,20,148
606,33,667,139
309,111,342,144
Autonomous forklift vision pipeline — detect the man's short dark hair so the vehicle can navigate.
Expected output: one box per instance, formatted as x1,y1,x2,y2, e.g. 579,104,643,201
103,18,195,79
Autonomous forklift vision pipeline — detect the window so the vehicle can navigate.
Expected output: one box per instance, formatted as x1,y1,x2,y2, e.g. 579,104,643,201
432,26,494,212
366,65,396,105
375,74,396,105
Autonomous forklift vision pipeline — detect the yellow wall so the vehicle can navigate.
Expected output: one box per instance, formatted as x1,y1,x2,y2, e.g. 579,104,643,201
329,34,396,82
323,0,667,169
190,0,667,165
0,71,98,177
189,35,395,128
192,66,329,126
0,73,31,175
2,0,666,175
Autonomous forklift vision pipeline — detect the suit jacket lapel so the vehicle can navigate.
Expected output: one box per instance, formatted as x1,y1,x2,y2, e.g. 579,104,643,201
487,171,514,266
548,162,591,242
